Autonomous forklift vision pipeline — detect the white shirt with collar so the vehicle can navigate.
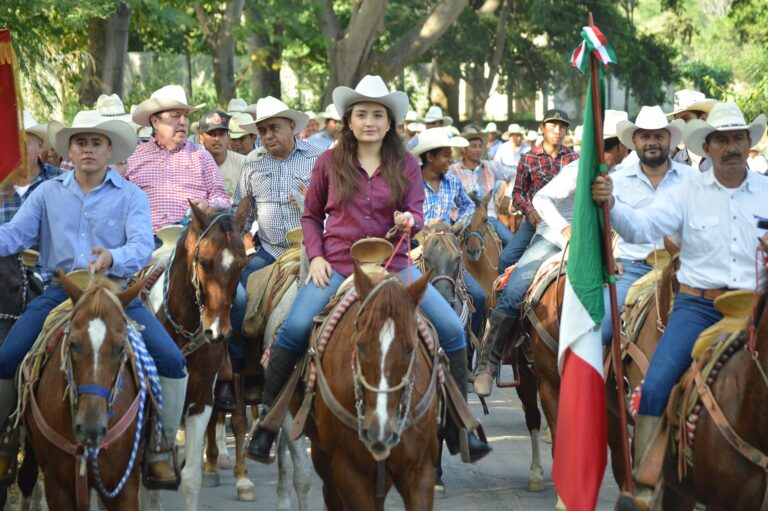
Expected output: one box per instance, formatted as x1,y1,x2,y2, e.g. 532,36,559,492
610,168,768,291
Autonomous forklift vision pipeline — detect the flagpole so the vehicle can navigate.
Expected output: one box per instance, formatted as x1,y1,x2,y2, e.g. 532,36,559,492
587,12,635,496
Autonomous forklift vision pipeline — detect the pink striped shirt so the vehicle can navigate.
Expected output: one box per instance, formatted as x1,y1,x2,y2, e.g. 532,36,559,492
126,139,231,231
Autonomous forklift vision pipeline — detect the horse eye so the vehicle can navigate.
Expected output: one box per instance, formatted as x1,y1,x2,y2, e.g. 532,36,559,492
112,344,125,357
69,340,83,354
199,259,213,271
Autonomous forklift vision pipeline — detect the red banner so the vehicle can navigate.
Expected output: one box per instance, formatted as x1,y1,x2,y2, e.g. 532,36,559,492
0,29,26,188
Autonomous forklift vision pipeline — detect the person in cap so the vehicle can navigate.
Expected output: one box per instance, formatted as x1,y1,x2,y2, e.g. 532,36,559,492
666,89,717,171
415,127,488,344
450,127,514,247
748,147,768,174
483,122,502,159
228,112,258,156
498,110,577,273
307,104,342,149
493,123,530,184
248,75,491,463
198,109,247,199
300,111,320,140
592,102,768,511
126,85,230,232
0,111,187,488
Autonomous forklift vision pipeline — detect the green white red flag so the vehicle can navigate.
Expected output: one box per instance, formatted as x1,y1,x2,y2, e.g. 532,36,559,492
571,26,616,74
553,29,614,511
0,30,26,187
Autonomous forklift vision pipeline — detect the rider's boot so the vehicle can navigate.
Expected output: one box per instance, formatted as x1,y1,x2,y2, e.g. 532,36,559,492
213,355,236,412
144,373,188,490
473,309,516,397
247,346,301,463
444,349,492,463
0,379,19,486
615,415,660,511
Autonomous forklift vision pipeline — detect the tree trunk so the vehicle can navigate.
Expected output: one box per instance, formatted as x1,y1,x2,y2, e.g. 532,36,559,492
195,0,245,106
245,3,282,100
430,59,459,122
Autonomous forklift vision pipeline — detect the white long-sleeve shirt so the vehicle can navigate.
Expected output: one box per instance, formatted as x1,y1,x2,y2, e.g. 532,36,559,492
610,169,768,290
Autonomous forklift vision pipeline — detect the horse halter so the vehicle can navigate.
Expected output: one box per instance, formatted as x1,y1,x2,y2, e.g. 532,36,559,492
421,229,465,311
0,256,29,321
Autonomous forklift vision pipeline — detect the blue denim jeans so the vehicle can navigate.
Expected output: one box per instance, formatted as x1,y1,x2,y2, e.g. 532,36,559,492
0,285,186,379
240,247,276,287
229,283,248,363
488,217,513,248
600,259,653,345
274,265,466,355
499,218,536,273
638,293,723,417
464,270,486,337
496,235,561,317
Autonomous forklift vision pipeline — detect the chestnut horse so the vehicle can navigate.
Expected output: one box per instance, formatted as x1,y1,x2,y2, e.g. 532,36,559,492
461,192,500,313
25,273,146,510
301,266,439,510
154,200,248,510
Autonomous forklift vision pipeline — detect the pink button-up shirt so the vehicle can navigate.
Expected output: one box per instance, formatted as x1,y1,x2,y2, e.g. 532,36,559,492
126,138,231,231
302,150,424,277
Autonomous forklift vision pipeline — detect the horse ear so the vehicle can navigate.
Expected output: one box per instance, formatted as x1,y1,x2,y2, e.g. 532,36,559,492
188,199,209,230
451,219,466,235
353,263,374,299
116,278,146,309
57,269,83,304
233,196,250,232
408,269,431,306
482,190,492,207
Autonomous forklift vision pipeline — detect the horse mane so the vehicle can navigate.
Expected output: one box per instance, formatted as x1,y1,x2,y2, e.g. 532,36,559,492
422,222,459,253
359,278,419,337
76,277,123,317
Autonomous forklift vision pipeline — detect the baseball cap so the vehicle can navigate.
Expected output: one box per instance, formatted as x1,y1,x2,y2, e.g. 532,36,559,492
541,109,570,126
199,110,230,133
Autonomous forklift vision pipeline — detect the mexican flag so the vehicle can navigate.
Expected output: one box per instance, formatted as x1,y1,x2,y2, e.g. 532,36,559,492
0,30,26,187
551,56,609,510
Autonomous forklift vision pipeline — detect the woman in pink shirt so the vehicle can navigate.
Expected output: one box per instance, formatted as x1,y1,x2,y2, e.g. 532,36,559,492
248,76,491,463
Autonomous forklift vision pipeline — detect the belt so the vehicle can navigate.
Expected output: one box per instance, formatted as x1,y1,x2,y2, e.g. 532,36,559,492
678,284,730,300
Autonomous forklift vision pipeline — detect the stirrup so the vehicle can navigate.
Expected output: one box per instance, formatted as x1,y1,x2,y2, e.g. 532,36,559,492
142,447,180,491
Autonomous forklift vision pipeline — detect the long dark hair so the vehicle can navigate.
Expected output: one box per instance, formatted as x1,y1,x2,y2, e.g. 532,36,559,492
331,104,408,205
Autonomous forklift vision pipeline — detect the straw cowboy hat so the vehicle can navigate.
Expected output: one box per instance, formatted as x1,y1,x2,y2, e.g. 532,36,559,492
132,85,205,127
484,122,499,134
228,112,253,139
617,105,684,151
406,122,425,133
411,127,468,156
420,105,453,126
666,89,716,120
501,123,525,141
333,75,409,124
304,110,318,121
96,94,138,129
48,110,138,165
405,110,420,123
317,103,342,122
239,96,308,135
227,98,248,114
603,110,629,139
23,110,48,145
683,102,767,157
460,126,487,143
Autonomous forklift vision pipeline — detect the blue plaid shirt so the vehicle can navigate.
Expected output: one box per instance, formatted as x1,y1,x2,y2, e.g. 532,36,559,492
422,171,475,226
0,162,65,225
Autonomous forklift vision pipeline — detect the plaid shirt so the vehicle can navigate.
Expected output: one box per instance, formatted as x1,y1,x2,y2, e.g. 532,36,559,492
0,162,65,225
512,143,577,216
233,139,323,258
423,171,475,226
126,138,231,232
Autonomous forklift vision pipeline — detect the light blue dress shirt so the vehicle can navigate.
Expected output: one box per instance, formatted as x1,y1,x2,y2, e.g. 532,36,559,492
0,169,154,282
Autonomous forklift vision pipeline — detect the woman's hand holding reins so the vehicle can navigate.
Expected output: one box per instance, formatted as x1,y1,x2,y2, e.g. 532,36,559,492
394,211,414,231
307,256,333,288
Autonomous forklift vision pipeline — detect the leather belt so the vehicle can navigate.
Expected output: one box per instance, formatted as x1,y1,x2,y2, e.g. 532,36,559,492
678,284,729,300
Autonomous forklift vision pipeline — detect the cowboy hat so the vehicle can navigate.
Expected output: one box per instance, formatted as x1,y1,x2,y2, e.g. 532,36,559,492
526,130,538,142
48,110,138,165
683,102,767,157
227,98,248,114
239,96,308,135
304,110,318,121
603,110,629,139
420,105,453,126
501,123,525,141
411,127,468,156
96,94,139,130
406,122,425,133
23,110,48,145
666,89,716,120
317,103,342,122
484,122,499,134
460,126,487,143
405,110,420,123
228,112,253,139
333,75,409,124
617,105,684,151
132,85,205,127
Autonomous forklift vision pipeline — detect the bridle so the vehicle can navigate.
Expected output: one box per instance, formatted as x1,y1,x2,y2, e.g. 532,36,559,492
421,230,469,325
0,255,29,321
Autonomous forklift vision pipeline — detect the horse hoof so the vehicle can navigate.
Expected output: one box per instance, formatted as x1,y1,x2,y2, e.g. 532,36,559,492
202,471,220,487
217,455,233,470
237,487,256,501
434,482,446,492
527,478,544,492
542,427,553,444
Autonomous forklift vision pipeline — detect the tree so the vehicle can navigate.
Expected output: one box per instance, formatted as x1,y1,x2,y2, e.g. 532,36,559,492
194,0,245,105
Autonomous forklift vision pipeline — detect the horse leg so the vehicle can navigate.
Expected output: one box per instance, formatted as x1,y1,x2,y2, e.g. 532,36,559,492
41,477,74,511
275,429,292,511
434,432,445,492
330,460,377,511
216,416,232,469
394,463,435,511
310,447,346,511
282,416,310,511
181,406,213,511
18,439,39,500
103,476,140,511
138,483,163,511
202,412,221,487
516,364,544,492
231,375,255,502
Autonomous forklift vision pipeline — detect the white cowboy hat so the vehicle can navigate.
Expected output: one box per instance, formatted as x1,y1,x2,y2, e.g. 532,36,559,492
501,123,525,140
405,110,420,123
411,127,468,156
228,112,253,139
420,105,453,126
304,110,318,121
460,126,487,143
137,126,152,141
317,103,342,122
48,110,138,165
526,130,538,142
617,105,684,150
573,125,583,144
239,96,308,135
243,103,258,119
96,94,126,116
666,89,716,120
132,85,205,127
683,102,767,157
484,122,499,133
603,110,629,139
406,122,425,133
333,75,409,124
23,110,48,145
227,98,248,114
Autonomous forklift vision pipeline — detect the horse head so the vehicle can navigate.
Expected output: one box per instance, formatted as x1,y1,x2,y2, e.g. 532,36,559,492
182,198,249,343
462,191,492,262
350,264,430,461
58,270,144,448
421,221,464,308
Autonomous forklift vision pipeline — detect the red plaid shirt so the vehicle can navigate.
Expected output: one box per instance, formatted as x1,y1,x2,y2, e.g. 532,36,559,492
126,139,231,231
512,143,578,216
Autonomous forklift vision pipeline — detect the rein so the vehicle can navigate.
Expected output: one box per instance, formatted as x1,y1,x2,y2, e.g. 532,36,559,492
0,256,29,321
461,223,499,271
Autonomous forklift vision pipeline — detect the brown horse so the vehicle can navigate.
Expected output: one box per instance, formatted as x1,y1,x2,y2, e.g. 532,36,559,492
25,272,146,510
301,266,439,510
154,200,248,510
461,191,500,312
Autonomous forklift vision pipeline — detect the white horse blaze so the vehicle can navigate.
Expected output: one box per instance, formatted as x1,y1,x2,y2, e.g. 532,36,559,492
87,318,107,373
375,319,395,442
221,248,234,271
